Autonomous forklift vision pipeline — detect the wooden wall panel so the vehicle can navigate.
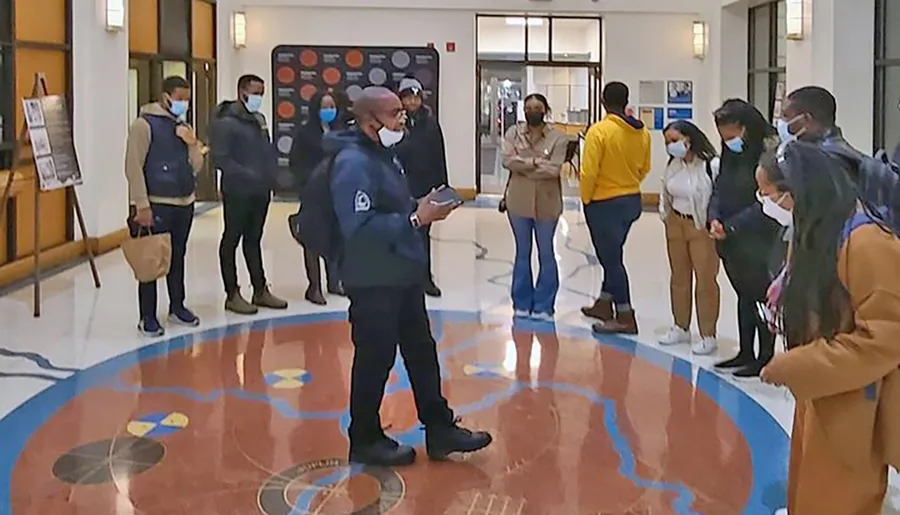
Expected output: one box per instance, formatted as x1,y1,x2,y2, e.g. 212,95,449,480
192,0,215,60
12,164,67,256
14,0,66,44
130,0,159,55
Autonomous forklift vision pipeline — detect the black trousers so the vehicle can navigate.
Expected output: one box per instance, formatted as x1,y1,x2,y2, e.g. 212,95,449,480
219,193,270,295
418,224,434,282
128,203,194,319
720,245,775,362
346,285,453,445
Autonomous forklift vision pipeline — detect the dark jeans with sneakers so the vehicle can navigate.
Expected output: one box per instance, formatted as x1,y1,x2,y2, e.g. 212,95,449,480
128,203,194,320
219,193,269,295
583,194,642,305
346,285,454,446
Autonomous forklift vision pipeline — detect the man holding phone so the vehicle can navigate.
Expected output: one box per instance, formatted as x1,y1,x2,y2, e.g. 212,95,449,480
124,75,205,336
328,86,491,467
394,76,449,297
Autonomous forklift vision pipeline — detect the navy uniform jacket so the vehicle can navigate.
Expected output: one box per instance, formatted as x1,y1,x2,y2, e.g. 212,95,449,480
326,128,427,288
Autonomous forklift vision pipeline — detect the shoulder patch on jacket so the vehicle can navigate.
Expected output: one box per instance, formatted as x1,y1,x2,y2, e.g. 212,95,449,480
354,190,371,212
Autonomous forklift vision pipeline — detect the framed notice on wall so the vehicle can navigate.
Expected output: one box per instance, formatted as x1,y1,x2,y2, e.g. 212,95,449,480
270,45,441,194
22,96,82,191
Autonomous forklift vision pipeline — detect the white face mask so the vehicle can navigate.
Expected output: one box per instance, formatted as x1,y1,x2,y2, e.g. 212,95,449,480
666,140,689,159
757,191,793,227
377,126,405,147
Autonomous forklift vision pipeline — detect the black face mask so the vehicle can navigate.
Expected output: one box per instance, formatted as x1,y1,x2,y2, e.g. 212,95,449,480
526,112,545,127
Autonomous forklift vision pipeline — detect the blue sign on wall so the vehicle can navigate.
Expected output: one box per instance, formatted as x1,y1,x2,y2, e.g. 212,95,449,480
667,108,693,121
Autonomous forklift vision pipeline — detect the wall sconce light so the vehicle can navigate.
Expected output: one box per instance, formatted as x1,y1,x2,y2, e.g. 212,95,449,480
232,11,247,49
785,0,804,40
692,21,707,59
105,0,125,32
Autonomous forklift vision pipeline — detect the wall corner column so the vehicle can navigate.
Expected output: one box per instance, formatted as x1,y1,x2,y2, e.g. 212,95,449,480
786,0,874,150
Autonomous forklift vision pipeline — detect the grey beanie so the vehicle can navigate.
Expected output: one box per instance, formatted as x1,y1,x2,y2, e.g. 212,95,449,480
398,77,423,95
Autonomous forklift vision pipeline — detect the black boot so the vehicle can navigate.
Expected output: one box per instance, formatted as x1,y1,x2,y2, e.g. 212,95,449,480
324,259,346,297
425,420,492,461
303,248,326,305
349,438,416,467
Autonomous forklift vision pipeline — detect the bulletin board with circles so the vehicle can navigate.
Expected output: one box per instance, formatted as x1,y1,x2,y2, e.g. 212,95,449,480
270,45,441,194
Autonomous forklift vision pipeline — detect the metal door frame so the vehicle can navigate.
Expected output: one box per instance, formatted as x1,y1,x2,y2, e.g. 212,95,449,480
474,14,602,193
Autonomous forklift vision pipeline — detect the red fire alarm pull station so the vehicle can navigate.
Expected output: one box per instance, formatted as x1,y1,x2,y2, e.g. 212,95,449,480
446,42,456,53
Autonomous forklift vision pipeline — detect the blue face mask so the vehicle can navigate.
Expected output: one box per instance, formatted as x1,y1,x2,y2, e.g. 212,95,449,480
244,94,263,113
725,137,744,153
319,108,337,124
168,100,189,118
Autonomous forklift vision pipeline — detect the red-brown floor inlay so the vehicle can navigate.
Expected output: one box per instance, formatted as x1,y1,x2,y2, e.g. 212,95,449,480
9,316,757,514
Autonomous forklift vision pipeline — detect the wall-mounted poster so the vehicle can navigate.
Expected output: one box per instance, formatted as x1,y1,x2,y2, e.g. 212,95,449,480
638,81,665,105
638,106,664,130
21,95,82,191
667,80,693,105
270,45,441,194
667,108,693,121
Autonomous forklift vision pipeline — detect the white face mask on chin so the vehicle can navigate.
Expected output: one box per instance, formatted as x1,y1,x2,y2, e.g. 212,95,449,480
378,126,405,147
757,191,793,227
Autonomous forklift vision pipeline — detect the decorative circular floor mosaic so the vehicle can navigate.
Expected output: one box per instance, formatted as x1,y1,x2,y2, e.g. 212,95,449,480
0,311,789,514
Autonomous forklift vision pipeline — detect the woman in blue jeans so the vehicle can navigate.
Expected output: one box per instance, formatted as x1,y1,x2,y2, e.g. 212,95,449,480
500,94,568,321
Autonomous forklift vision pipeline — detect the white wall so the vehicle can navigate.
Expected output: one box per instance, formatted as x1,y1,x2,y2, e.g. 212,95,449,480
786,0,874,151
228,0,711,13
603,13,715,193
223,6,715,193
72,0,129,237
227,6,477,189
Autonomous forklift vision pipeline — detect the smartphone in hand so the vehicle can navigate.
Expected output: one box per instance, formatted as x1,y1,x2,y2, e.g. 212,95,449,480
429,186,464,208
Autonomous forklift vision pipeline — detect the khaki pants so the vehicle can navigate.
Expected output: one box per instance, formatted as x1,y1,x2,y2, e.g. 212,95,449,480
664,214,720,337
789,402,888,514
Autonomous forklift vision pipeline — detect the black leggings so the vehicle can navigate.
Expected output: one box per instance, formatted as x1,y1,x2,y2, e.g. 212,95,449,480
721,250,775,363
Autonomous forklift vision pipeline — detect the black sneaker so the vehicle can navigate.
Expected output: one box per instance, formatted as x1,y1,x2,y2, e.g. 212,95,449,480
733,361,766,379
138,317,165,337
168,307,200,327
349,438,416,467
327,281,346,297
425,419,492,461
715,355,754,370
424,281,442,298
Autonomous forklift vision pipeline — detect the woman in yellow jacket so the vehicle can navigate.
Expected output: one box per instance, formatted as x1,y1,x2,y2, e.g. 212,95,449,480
757,142,900,514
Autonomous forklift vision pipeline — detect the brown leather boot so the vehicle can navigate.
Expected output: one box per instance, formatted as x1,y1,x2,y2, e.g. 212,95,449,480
592,309,638,335
581,298,613,321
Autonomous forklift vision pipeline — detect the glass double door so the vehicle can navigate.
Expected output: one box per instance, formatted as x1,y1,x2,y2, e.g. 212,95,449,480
476,62,601,197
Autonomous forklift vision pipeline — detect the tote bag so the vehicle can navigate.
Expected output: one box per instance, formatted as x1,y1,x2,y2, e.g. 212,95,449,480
121,228,172,283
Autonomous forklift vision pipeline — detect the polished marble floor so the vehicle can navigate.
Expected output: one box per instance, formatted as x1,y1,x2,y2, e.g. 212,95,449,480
0,203,897,514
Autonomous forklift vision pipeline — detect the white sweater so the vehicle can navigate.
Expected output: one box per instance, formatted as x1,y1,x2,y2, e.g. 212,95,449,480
659,156,720,230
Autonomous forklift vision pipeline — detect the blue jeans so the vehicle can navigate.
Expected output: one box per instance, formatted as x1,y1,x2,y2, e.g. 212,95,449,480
583,194,642,305
508,214,560,315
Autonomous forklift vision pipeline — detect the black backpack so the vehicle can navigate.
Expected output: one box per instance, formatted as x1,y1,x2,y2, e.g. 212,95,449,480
288,155,341,260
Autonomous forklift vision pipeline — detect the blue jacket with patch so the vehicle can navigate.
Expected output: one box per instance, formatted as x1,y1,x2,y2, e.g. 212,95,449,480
327,128,427,288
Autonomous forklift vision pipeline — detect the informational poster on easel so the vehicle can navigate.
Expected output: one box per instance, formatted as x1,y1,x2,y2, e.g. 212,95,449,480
0,72,101,316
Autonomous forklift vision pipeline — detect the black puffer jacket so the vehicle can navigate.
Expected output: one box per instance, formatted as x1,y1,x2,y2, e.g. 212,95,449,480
394,107,448,199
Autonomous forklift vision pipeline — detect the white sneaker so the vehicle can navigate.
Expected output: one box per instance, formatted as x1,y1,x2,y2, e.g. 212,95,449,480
659,326,690,346
692,336,718,356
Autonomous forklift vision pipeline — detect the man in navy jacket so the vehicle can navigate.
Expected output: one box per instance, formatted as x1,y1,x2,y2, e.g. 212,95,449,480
329,86,492,467
209,74,287,315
